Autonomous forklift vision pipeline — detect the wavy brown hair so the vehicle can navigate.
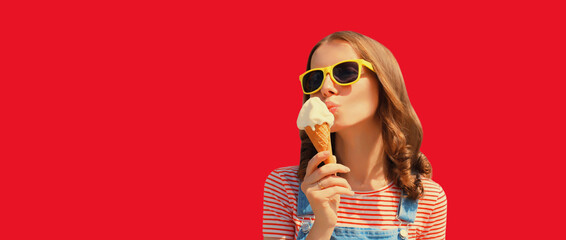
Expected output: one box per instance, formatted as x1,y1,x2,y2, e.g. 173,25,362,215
297,31,432,200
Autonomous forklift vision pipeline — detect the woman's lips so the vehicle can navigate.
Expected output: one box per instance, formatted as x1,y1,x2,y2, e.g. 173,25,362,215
325,102,339,114
328,106,338,114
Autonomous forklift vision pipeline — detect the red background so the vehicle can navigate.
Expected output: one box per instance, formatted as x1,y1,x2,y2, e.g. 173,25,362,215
2,0,565,239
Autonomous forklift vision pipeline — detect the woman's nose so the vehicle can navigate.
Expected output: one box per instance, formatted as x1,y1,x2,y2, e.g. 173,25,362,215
320,73,337,97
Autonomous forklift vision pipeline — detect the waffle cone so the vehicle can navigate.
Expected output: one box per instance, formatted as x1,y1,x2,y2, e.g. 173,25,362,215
305,122,335,164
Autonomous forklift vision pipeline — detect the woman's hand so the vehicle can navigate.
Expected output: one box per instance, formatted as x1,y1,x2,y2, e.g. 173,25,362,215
301,151,354,229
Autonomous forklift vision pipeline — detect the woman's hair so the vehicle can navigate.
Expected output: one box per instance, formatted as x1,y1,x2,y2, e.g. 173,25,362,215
297,31,432,200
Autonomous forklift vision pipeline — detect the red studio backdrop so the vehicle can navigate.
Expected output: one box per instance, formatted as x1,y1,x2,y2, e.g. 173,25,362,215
2,0,565,239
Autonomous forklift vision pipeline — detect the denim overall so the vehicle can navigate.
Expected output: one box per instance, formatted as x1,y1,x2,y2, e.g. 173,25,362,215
296,187,418,240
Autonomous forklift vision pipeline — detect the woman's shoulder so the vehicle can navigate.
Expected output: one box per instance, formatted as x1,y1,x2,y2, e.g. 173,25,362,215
420,177,447,200
266,165,300,183
271,165,299,174
264,166,301,194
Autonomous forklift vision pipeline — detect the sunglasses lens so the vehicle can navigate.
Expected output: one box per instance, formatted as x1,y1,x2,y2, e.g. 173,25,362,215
302,70,324,93
333,62,359,83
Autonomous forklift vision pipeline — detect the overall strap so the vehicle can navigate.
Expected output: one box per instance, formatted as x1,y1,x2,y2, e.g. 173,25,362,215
297,186,314,216
397,192,419,223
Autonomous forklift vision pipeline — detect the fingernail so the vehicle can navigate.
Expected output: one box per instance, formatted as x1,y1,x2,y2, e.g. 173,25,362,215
345,167,351,172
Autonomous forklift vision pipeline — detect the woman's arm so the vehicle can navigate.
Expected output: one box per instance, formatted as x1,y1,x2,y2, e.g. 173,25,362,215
420,186,447,239
301,151,353,240
263,169,295,239
263,152,352,240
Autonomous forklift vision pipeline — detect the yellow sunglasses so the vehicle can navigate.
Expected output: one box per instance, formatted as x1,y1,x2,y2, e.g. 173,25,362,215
299,59,375,95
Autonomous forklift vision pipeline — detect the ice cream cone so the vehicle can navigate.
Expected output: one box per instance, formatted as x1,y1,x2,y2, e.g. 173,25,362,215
297,97,336,164
304,122,336,164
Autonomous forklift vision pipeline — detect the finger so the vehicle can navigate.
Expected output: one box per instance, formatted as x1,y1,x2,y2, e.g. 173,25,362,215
318,176,352,191
306,163,350,184
305,151,331,177
319,186,355,197
304,163,350,185
324,155,337,165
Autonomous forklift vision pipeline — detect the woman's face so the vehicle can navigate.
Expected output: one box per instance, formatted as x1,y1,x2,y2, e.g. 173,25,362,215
309,40,380,132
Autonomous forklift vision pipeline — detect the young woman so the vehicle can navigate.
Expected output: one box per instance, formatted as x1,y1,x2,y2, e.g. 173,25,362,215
263,31,447,240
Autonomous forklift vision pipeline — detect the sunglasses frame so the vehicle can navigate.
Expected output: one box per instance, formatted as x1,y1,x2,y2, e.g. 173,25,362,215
299,59,375,95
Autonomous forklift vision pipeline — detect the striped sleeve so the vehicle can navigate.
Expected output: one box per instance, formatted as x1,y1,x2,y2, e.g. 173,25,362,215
419,184,447,240
263,169,295,239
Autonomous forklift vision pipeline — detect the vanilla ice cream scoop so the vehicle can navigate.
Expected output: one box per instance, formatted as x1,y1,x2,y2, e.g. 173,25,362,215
296,97,334,131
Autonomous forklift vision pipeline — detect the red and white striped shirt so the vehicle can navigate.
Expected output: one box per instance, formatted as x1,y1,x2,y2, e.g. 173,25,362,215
263,166,447,239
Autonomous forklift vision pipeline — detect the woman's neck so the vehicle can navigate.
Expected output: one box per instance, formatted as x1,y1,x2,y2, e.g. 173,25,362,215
335,116,388,191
